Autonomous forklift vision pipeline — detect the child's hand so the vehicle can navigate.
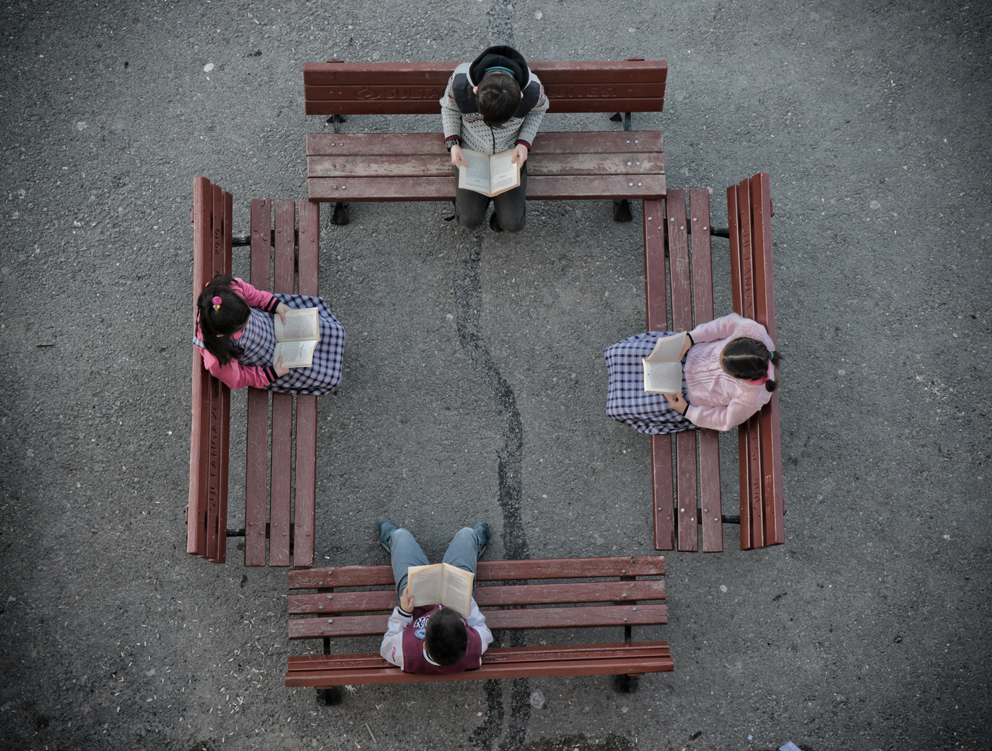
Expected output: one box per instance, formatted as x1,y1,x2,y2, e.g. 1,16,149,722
273,355,290,378
664,392,688,416
450,144,468,169
275,303,290,325
400,586,415,613
511,144,528,165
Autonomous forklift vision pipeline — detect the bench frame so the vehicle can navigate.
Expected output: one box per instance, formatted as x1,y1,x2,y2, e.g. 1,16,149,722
187,176,322,567
286,556,672,703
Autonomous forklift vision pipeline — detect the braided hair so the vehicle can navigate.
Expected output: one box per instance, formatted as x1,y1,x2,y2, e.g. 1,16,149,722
196,275,251,366
720,337,779,392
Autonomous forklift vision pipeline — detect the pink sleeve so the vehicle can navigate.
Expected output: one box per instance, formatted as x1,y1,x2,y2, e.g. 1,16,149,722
685,399,760,432
689,313,775,351
230,278,279,312
198,347,276,391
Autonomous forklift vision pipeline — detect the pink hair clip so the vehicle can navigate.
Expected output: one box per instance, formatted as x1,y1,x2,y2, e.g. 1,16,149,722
212,295,222,311
747,361,774,385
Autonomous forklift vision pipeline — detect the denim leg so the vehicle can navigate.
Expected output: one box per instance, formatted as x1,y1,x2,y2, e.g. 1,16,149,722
441,527,482,579
388,528,431,601
492,162,527,232
455,174,490,230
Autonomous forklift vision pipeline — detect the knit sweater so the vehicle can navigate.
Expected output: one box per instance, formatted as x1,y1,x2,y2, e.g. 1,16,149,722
683,313,776,431
440,46,549,154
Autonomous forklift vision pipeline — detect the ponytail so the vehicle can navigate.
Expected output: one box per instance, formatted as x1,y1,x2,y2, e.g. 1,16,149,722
196,275,251,366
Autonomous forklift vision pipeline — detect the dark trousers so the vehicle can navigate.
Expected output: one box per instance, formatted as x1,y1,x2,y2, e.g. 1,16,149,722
454,163,528,232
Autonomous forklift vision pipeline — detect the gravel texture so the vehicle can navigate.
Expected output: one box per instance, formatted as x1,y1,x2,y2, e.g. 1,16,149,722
1,1,990,750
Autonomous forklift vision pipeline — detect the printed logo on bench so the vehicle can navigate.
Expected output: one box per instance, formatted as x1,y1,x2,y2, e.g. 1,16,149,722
354,86,443,100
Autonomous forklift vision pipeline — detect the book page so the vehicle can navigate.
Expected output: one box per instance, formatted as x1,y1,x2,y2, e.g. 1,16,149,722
274,308,319,343
273,339,317,369
458,149,492,195
438,563,474,617
407,564,443,608
487,150,521,197
642,333,687,393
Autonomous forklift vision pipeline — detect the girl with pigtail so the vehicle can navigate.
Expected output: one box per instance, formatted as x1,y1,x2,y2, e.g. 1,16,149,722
194,275,345,395
605,313,779,434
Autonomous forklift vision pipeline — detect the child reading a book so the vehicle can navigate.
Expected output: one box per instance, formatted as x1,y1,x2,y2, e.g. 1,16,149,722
441,45,549,233
605,313,779,433
377,519,492,674
194,274,346,395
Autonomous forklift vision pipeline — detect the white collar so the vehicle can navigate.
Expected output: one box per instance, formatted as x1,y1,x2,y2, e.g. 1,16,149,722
422,646,441,666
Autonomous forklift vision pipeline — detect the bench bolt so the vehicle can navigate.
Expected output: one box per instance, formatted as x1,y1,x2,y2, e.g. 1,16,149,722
327,594,334,600
623,617,628,622
327,619,334,623
318,605,324,610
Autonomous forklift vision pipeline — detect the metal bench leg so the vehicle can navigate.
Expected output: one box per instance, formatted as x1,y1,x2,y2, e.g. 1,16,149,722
316,636,342,705
611,112,634,222
331,203,350,226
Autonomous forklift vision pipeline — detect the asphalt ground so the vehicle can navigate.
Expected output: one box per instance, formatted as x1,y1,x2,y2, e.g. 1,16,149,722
1,1,990,750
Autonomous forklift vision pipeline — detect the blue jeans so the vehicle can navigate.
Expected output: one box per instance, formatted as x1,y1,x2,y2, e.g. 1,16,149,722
386,527,483,601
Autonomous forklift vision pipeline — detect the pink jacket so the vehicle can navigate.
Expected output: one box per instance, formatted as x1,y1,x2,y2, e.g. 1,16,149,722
195,279,281,390
684,313,776,431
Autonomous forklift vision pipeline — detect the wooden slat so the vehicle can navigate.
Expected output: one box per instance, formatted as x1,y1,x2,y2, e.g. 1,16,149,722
308,151,664,179
286,643,672,686
303,59,666,86
750,173,784,546
290,642,668,672
732,180,764,549
293,200,320,568
307,130,664,157
215,189,233,564
689,189,723,553
290,604,667,639
188,177,212,557
308,174,665,202
268,201,296,567
642,198,674,551
245,200,272,567
308,82,664,103
290,555,665,589
727,183,751,550
307,97,665,116
289,579,666,615
665,191,698,553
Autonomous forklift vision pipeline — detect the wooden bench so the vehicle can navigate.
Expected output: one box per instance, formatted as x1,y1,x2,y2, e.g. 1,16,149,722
643,172,783,552
285,556,672,703
187,176,321,566
302,58,667,222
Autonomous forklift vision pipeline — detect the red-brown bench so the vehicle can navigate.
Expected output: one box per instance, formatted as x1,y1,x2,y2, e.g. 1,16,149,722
303,58,668,223
643,172,783,552
187,176,321,566
286,556,672,704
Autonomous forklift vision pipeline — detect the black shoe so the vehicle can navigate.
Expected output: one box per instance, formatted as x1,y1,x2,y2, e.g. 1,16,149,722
489,212,503,233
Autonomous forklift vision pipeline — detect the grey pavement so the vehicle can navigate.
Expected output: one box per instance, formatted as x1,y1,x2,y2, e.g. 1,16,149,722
1,1,990,750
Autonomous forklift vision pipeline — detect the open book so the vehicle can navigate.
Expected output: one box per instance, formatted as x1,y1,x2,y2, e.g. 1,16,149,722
273,308,320,369
642,332,687,393
407,562,475,617
458,149,521,197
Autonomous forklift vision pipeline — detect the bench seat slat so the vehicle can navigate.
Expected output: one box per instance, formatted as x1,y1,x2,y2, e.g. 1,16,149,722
289,579,666,614
308,152,664,179
290,642,670,672
307,82,665,103
287,646,672,686
290,556,665,589
307,130,663,157
308,174,665,202
290,603,667,639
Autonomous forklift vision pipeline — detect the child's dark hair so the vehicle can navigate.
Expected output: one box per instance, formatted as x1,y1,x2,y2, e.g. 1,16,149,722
196,274,251,366
477,71,521,127
721,337,779,392
424,607,468,666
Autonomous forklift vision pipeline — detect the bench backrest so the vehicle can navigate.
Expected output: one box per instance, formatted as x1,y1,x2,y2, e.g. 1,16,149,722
188,177,233,563
728,172,784,549
288,556,666,639
304,59,666,116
